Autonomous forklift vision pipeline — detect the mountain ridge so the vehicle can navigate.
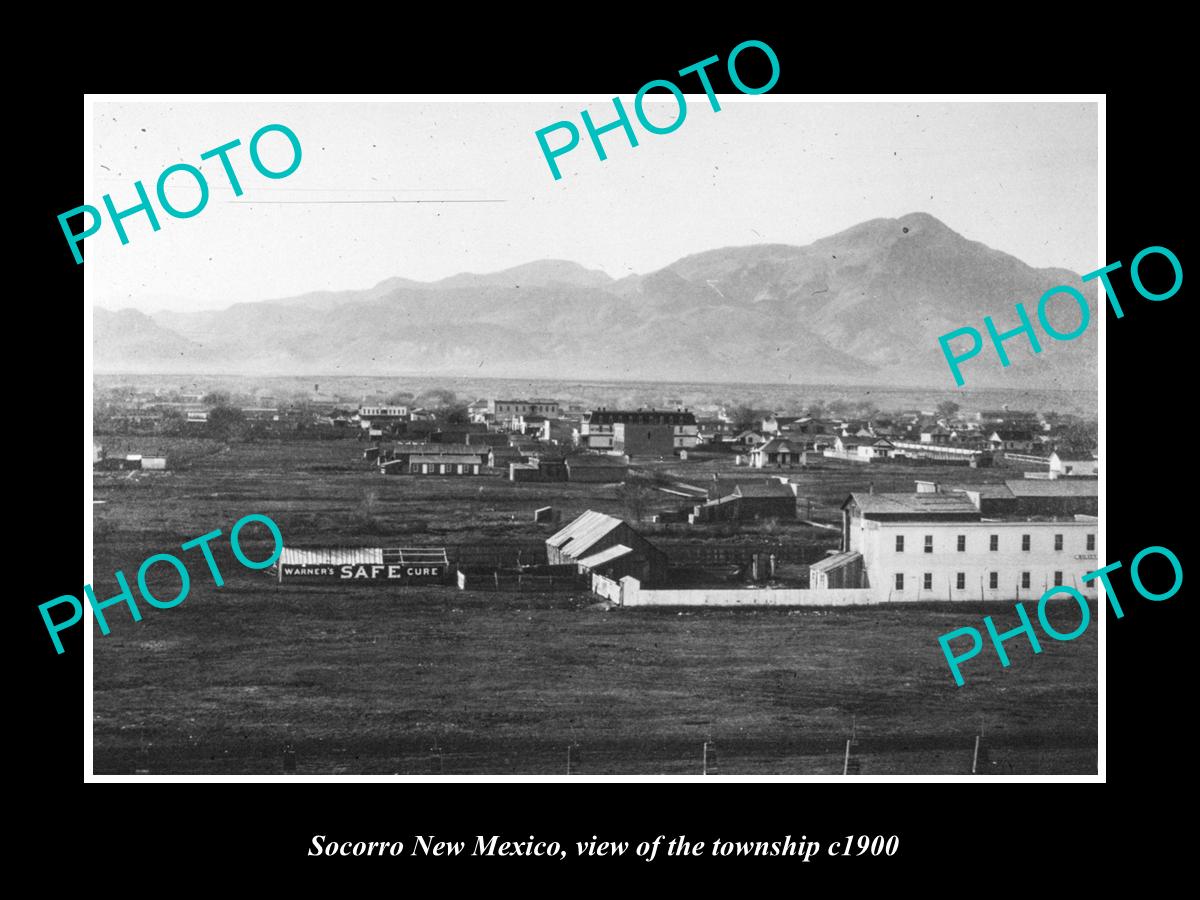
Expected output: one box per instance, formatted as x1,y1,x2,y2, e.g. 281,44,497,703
96,213,1098,389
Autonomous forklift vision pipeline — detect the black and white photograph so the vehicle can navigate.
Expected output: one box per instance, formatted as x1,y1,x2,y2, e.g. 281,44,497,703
83,96,1102,778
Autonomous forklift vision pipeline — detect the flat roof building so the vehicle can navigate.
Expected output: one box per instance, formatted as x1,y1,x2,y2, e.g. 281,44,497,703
841,492,1098,602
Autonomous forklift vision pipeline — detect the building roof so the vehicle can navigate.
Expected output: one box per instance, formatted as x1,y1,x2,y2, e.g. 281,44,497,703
409,455,481,465
753,438,796,454
810,550,863,574
392,442,478,455
730,480,794,499
280,547,384,566
577,544,635,569
1003,479,1098,497
547,510,623,558
845,492,981,517
991,430,1034,441
585,409,696,425
943,483,1016,500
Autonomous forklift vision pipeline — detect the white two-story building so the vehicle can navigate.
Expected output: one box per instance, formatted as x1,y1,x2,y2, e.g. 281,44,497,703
837,491,1099,602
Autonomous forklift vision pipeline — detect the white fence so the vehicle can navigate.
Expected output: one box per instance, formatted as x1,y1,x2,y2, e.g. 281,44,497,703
591,573,624,603
609,577,877,608
822,449,870,463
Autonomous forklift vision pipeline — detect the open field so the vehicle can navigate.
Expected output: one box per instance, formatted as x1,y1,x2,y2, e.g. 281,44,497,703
92,437,1097,774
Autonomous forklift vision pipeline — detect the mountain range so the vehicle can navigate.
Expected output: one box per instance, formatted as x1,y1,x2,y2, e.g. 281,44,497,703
93,212,1098,390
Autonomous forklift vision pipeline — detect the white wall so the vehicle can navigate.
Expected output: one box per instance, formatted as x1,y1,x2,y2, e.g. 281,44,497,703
592,573,623,602
852,518,1099,602
617,577,876,607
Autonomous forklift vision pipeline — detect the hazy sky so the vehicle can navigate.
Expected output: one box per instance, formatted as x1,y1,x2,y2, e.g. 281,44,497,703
89,99,1098,312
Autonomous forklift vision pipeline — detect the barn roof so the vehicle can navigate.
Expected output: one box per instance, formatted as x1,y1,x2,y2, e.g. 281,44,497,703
409,455,481,465
577,544,635,568
546,510,622,558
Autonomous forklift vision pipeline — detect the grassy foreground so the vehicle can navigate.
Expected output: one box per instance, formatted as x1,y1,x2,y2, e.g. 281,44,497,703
92,438,1097,775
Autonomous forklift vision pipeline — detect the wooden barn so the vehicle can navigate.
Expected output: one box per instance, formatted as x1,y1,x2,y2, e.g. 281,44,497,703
546,510,668,585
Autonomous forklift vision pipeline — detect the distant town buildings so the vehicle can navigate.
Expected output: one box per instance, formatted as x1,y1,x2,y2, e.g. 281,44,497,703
359,404,409,419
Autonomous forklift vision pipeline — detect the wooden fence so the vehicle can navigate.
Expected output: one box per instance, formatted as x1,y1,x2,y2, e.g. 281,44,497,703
456,566,587,592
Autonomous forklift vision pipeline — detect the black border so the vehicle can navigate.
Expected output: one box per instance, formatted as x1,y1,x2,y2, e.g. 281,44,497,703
28,24,1187,882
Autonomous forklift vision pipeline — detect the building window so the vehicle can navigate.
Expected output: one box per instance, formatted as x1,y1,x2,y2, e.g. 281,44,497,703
957,535,966,552
895,573,904,590
989,572,998,589
1053,571,1063,585
990,534,998,551
1021,534,1031,552
1054,534,1063,551
923,573,933,590
895,535,904,552
1087,533,1096,551
1021,572,1031,589
924,535,933,553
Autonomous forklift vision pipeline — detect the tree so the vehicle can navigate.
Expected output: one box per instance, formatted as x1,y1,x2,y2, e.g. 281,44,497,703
202,390,231,406
805,400,828,419
936,400,961,421
441,404,470,425
616,480,655,523
417,388,458,408
729,405,769,431
207,405,247,440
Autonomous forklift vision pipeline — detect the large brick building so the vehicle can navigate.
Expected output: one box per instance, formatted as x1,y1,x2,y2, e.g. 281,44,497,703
580,409,698,451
